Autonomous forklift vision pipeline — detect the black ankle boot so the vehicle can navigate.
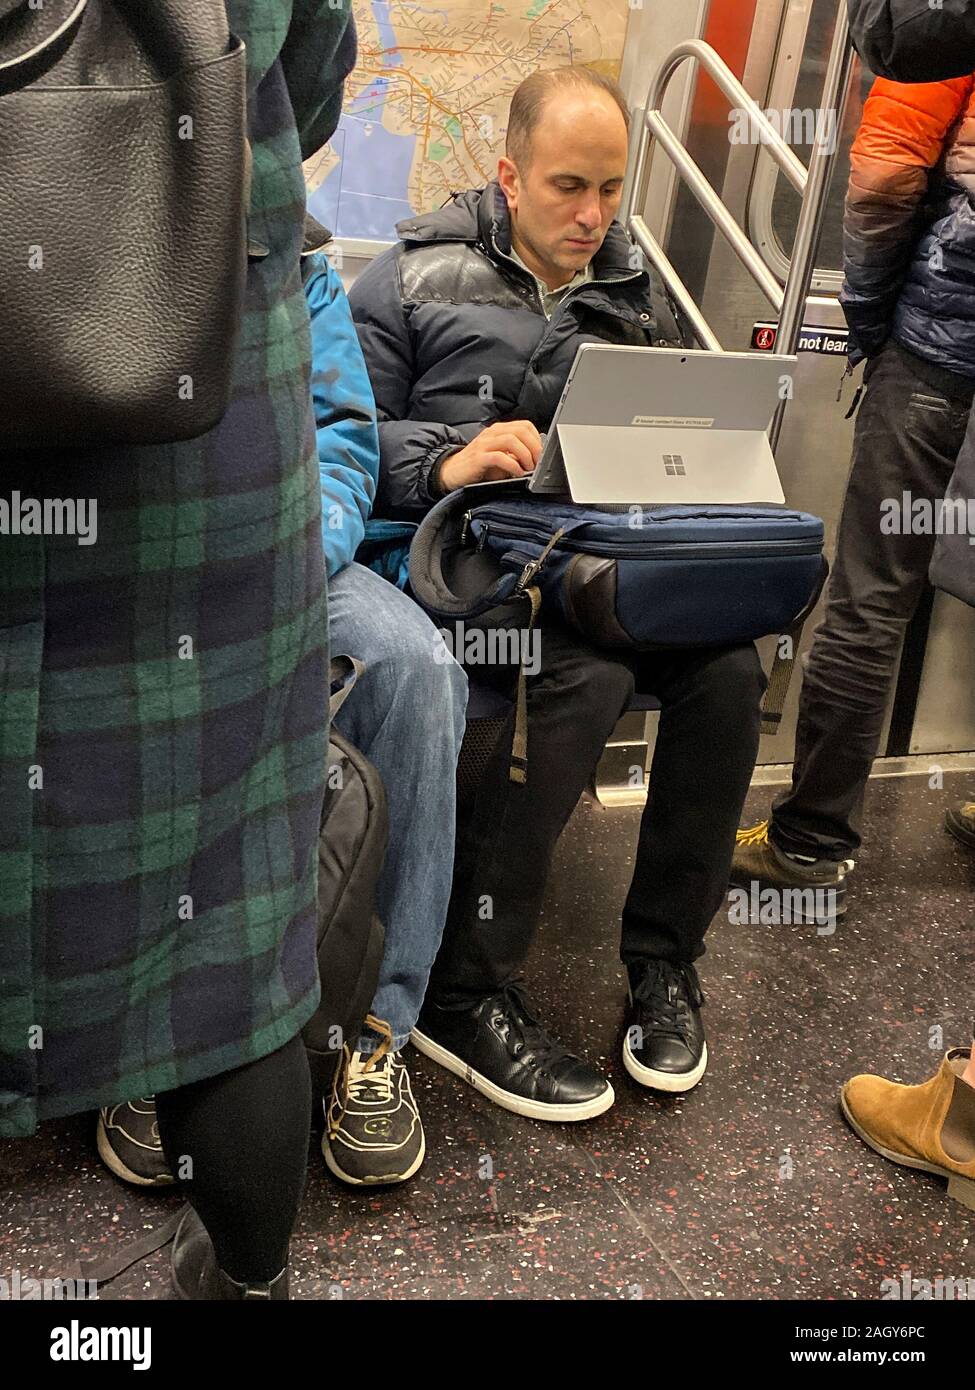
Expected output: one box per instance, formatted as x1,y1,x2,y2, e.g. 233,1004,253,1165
171,1206,289,1300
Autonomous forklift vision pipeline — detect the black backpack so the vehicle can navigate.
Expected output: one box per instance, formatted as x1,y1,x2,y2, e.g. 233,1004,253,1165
302,658,388,1101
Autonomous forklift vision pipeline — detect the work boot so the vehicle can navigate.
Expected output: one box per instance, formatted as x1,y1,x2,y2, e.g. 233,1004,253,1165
730,818,851,921
840,1047,975,1211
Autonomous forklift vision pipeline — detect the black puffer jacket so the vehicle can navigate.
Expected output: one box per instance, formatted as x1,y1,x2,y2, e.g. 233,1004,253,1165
848,0,975,81
347,181,688,520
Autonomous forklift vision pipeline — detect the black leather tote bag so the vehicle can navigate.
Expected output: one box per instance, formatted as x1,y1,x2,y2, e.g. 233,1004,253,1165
0,0,248,448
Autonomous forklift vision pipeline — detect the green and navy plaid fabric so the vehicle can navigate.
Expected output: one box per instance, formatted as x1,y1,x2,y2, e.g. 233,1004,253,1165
0,0,354,1137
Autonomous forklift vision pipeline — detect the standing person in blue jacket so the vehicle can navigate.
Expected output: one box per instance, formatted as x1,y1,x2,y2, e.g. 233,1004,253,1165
97,215,468,1193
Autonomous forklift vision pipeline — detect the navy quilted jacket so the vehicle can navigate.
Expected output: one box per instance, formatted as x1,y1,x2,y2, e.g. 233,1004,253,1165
347,181,687,521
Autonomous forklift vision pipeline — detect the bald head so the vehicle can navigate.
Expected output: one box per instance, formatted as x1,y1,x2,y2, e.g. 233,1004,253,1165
498,67,631,292
506,67,630,170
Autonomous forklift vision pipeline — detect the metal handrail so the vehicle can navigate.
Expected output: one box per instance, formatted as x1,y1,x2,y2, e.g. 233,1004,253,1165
769,3,855,448
623,38,811,346
622,18,853,382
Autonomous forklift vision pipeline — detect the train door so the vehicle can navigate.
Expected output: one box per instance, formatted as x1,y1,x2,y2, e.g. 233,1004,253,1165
600,0,975,796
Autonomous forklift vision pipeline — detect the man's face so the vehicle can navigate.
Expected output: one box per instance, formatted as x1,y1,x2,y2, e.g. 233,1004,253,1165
498,92,629,289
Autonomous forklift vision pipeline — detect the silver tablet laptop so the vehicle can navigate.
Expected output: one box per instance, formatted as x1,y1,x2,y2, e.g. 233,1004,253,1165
503,344,796,506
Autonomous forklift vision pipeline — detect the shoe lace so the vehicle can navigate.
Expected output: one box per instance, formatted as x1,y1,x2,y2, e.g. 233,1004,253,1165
632,961,704,1043
736,819,769,847
334,1016,395,1123
496,984,571,1071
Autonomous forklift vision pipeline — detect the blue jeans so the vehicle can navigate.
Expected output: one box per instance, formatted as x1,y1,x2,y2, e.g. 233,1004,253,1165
328,563,468,1051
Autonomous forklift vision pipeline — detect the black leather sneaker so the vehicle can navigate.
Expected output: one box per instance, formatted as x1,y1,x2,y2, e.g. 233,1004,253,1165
323,1019,425,1186
97,1098,174,1187
411,984,614,1122
623,959,707,1093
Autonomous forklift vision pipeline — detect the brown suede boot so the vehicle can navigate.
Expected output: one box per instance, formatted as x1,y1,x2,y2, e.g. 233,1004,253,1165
840,1048,975,1211
945,800,975,849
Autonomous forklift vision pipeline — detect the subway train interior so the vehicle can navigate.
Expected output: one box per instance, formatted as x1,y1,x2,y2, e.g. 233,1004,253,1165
4,0,975,1337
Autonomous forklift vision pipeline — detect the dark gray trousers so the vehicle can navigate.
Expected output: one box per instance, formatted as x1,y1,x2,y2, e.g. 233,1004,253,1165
771,342,974,860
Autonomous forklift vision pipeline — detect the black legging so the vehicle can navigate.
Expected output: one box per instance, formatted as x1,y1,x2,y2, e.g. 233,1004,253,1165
155,1035,311,1284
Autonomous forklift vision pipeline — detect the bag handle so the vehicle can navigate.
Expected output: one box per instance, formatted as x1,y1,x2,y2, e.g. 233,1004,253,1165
330,654,366,720
0,0,87,77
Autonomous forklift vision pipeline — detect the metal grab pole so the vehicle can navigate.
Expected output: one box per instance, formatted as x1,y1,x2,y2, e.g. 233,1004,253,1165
623,37,817,353
623,38,809,227
629,218,723,350
769,3,856,451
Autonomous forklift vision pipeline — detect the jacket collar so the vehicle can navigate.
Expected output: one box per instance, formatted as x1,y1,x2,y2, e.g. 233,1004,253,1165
395,180,643,286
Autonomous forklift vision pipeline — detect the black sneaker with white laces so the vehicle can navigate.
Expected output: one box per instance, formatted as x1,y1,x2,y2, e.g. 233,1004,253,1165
411,984,614,1122
623,959,707,1093
323,1018,425,1186
97,1098,174,1187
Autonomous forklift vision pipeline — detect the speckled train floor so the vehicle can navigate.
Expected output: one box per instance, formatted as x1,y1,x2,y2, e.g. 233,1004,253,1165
3,770,974,1300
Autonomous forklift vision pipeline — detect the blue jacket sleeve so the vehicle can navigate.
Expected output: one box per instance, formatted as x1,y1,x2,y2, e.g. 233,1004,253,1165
306,254,381,578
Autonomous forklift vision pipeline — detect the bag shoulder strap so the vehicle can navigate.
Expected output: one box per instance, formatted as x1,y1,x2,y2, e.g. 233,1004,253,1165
330,654,366,720
761,556,829,736
0,0,87,80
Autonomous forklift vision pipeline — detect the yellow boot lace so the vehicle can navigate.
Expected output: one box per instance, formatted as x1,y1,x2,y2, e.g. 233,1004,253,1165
736,819,770,847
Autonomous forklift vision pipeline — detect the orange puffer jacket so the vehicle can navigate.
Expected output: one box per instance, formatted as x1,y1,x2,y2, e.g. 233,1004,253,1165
842,74,975,375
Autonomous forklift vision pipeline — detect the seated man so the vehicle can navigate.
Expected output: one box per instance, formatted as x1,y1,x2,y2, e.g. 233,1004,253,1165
349,66,767,1119
96,216,468,1190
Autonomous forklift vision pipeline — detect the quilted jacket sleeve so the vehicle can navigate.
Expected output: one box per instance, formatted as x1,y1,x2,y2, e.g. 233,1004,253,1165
841,75,972,358
348,248,482,520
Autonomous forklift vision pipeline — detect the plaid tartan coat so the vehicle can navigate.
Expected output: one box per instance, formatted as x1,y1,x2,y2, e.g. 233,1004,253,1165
0,0,355,1137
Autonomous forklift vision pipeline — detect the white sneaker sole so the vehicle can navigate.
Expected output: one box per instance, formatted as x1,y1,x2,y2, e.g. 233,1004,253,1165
622,1037,708,1093
410,1028,615,1122
321,1128,427,1187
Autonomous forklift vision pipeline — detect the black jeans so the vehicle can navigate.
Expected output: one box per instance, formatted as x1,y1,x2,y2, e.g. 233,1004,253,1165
771,342,974,861
428,623,766,1004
